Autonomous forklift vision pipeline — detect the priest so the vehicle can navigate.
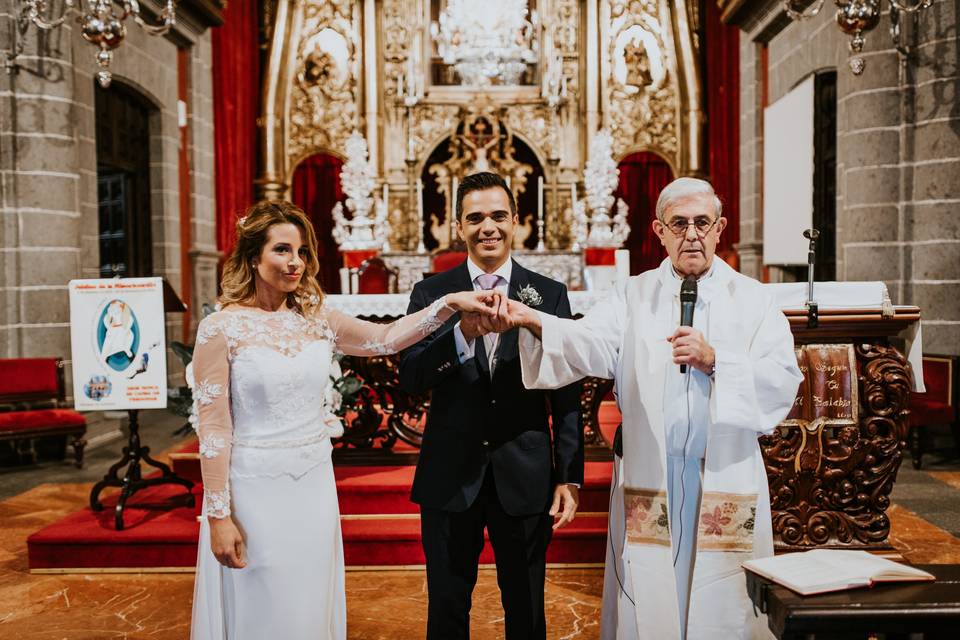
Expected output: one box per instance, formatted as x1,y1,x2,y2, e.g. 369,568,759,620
501,177,803,639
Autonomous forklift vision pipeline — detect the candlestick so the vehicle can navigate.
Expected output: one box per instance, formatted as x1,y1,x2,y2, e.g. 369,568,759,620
537,176,545,251
449,176,459,245
416,178,426,253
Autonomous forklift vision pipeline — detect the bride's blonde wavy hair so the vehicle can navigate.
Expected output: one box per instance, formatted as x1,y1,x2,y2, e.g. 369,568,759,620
219,200,324,316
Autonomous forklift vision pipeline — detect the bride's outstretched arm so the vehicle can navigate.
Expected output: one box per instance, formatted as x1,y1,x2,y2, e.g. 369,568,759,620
325,290,499,357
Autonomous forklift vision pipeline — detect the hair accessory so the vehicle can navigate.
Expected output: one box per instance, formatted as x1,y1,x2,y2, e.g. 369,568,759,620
238,215,247,226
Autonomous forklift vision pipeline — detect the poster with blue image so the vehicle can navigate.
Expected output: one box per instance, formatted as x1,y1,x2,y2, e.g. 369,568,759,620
68,278,168,411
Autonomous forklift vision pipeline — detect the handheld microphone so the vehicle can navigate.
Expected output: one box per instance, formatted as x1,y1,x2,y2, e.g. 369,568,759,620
679,275,697,374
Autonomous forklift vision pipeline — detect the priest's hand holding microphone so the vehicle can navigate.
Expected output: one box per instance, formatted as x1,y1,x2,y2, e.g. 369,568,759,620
669,275,716,376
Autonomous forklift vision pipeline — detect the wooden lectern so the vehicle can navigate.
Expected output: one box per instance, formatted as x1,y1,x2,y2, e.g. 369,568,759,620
761,306,921,552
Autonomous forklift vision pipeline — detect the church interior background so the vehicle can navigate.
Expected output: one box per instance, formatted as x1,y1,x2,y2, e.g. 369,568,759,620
0,0,959,637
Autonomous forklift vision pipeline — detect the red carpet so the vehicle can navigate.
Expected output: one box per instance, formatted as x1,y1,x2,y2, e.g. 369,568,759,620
28,404,620,571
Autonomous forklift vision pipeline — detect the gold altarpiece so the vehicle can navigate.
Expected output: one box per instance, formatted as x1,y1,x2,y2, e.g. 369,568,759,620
254,0,704,258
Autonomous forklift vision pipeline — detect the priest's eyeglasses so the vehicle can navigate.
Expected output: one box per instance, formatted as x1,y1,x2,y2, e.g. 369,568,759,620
663,216,718,237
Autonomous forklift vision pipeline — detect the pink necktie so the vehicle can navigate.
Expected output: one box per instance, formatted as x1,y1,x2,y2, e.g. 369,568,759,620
475,273,501,291
474,274,502,372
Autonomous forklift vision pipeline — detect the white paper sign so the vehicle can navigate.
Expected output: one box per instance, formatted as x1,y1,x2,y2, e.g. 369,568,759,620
68,278,168,411
763,75,815,266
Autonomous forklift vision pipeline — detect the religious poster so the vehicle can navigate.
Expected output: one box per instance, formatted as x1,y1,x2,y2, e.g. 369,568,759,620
68,278,167,411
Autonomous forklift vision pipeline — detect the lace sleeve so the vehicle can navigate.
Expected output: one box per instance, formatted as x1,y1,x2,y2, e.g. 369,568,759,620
191,315,233,519
325,297,455,356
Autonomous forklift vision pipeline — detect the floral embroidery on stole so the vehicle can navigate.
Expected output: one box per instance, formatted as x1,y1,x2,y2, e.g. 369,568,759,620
624,489,756,551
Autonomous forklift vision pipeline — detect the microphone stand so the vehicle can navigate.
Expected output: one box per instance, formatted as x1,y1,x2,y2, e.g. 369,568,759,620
803,228,819,329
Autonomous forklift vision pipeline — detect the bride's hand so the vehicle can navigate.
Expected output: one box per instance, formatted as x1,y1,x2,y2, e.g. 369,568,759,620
445,290,501,317
209,516,247,569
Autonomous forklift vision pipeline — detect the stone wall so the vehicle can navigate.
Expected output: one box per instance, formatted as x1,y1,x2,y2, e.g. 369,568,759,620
0,3,220,441
730,0,960,355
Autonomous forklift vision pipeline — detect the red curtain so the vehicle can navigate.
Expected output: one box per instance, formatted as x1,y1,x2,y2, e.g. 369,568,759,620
705,0,740,255
617,152,674,275
212,1,260,258
291,155,344,294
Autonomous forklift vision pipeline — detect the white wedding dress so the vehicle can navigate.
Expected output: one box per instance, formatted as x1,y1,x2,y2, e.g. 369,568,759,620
189,300,453,640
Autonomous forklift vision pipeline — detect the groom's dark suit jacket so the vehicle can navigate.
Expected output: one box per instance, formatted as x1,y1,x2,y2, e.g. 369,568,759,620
399,259,583,516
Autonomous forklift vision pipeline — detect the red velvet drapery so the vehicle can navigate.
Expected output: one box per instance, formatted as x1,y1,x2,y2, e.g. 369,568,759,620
618,152,674,275
705,0,740,256
291,155,344,294
212,1,259,258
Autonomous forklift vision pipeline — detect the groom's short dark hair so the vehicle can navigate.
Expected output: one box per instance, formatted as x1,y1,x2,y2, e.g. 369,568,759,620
456,172,517,220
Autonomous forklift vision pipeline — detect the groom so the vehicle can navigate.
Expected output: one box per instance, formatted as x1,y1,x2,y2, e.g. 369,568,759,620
400,171,584,639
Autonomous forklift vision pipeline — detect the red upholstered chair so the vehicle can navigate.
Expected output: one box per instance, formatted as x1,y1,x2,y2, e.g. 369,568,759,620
357,257,398,294
431,249,467,275
908,355,958,469
0,358,87,468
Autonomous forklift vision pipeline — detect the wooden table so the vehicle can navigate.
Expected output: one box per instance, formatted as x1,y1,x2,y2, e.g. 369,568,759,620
745,564,960,639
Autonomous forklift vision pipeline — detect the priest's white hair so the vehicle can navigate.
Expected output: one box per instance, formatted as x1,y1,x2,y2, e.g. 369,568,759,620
655,177,722,221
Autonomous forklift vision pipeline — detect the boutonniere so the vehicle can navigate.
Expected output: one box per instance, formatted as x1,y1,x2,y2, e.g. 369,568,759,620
517,284,544,307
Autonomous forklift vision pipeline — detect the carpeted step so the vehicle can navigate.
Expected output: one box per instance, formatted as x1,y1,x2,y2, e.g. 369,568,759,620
27,482,609,570
27,483,202,570
341,513,609,566
335,462,612,515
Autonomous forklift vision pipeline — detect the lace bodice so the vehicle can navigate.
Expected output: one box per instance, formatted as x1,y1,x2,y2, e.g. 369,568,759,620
191,299,453,518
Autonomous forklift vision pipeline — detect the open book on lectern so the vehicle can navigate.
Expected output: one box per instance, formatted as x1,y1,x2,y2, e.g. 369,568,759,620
743,549,935,596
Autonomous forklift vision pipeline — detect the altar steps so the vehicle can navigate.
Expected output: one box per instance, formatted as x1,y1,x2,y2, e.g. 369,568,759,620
26,457,613,572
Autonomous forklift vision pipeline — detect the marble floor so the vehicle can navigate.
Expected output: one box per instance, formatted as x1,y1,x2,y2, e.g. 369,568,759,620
0,484,603,639
1,420,959,639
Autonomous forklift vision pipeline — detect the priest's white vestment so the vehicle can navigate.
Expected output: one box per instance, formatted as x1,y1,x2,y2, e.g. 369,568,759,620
519,258,803,639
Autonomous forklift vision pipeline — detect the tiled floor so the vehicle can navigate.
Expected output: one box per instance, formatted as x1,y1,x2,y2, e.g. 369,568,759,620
2,423,959,639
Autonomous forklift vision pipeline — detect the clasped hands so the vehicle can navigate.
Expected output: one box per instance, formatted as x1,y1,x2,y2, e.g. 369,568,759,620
456,295,537,342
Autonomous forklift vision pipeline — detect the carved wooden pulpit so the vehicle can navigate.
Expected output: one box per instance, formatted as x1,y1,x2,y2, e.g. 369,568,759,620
762,306,921,552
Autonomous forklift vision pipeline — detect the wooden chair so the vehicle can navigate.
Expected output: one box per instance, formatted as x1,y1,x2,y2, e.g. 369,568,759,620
909,355,958,469
0,358,87,468
357,257,398,294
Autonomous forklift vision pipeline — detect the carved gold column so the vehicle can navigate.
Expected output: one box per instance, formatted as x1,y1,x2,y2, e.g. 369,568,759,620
256,0,302,200
671,0,704,175
363,0,379,172
585,0,601,148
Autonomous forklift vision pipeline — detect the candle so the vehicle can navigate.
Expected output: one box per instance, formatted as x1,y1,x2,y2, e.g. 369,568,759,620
505,176,511,190
450,176,459,242
615,249,630,283
339,267,350,294
417,178,424,221
382,182,389,215
570,182,578,208
537,176,544,223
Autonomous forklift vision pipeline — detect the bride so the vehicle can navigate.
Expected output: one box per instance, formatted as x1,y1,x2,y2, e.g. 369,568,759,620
189,201,499,639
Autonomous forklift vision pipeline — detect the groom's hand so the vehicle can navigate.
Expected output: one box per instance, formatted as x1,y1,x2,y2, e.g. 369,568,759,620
550,484,579,530
459,311,491,341
478,294,513,334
